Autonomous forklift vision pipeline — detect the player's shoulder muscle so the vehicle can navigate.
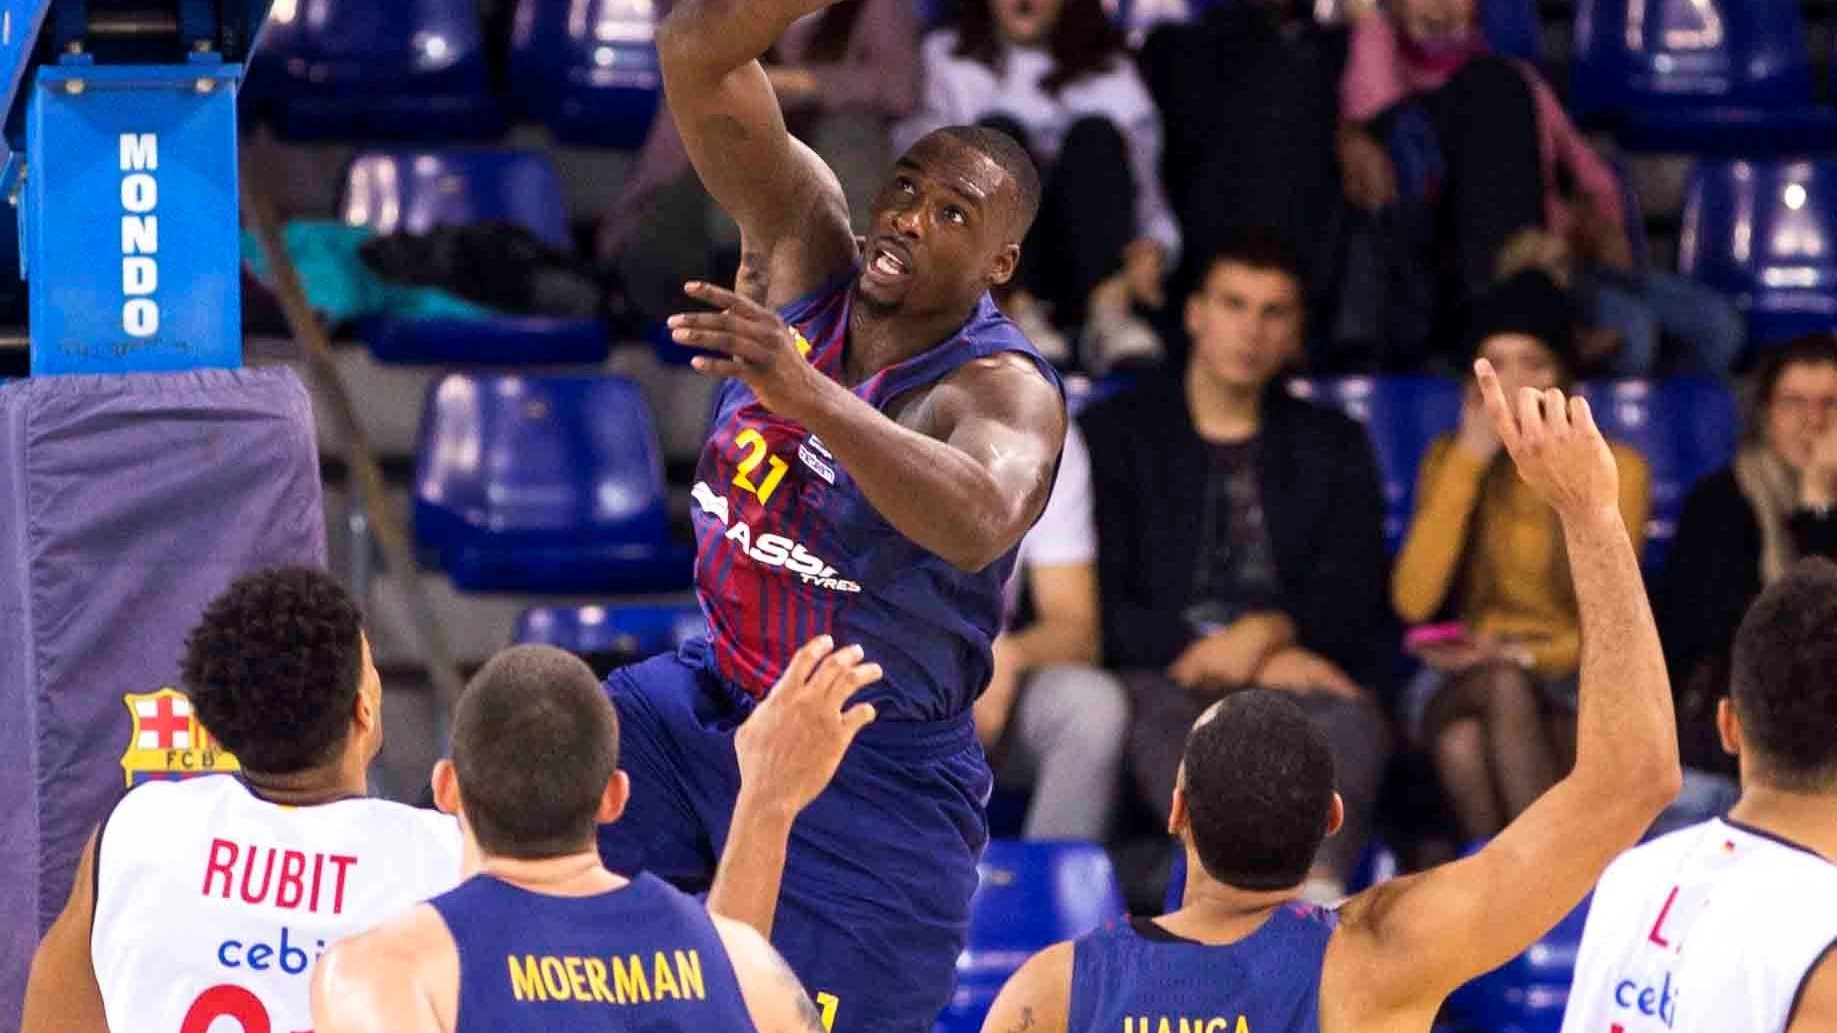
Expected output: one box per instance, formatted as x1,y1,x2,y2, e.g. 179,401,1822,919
311,904,453,1033
981,941,1075,1033
922,352,1064,443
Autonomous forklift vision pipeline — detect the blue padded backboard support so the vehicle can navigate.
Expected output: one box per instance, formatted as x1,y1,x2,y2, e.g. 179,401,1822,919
0,0,274,374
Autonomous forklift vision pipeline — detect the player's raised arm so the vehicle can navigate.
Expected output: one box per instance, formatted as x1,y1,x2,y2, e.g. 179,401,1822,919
657,0,858,306
1336,360,1682,1015
22,829,107,1033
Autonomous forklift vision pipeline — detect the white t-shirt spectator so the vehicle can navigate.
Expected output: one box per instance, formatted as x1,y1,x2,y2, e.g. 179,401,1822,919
895,31,1181,263
1005,423,1095,619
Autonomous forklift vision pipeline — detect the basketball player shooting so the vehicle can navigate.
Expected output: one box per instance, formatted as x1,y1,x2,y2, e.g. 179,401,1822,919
594,0,1067,1029
979,361,1685,1033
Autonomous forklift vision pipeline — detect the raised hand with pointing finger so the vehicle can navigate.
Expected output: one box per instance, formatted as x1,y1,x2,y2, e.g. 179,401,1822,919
1473,358,1620,526
737,636,881,819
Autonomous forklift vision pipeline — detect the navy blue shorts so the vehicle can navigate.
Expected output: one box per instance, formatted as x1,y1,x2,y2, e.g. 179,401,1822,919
597,639,992,1033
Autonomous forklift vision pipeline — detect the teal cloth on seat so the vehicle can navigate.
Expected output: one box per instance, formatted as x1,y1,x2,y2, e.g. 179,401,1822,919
241,222,500,324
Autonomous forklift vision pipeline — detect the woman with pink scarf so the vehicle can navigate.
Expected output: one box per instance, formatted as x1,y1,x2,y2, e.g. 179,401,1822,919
1335,0,1633,366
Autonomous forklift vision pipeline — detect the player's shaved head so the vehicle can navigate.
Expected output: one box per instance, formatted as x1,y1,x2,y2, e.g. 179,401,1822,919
451,645,619,860
1181,690,1336,890
1730,557,1837,790
916,126,1042,239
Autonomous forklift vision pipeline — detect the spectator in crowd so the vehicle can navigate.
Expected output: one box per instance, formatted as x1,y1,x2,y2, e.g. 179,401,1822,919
895,0,1179,360
1082,229,1393,904
977,422,1130,842
1658,334,1837,796
1335,0,1628,368
601,0,920,321
1392,269,1651,847
1138,0,1342,337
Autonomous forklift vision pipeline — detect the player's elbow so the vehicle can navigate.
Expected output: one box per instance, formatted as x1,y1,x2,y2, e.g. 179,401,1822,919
1576,749,1682,819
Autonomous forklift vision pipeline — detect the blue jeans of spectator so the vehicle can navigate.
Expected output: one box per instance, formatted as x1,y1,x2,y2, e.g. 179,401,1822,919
1590,270,1746,377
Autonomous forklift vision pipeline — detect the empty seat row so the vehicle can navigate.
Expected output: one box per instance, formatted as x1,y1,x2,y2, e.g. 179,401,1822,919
245,0,658,147
1573,0,1837,154
240,0,1837,158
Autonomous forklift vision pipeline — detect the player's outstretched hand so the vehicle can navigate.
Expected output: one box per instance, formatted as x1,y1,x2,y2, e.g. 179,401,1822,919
670,281,827,420
737,636,880,818
1473,358,1620,524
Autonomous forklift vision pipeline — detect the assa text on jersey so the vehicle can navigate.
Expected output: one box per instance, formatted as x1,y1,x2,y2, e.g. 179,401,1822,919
693,482,861,593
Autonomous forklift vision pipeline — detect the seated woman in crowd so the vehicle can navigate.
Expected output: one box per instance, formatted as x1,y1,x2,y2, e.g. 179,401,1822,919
1335,0,1629,368
895,0,1177,366
1658,334,1837,798
1392,270,1651,847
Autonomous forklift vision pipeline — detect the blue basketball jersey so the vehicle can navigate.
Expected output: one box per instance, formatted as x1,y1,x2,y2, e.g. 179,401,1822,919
691,271,1061,722
1068,906,1337,1033
428,872,757,1033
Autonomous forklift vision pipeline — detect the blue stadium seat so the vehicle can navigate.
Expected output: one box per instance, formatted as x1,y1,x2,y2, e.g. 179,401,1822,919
1579,378,1739,572
1288,377,1463,551
515,603,707,657
1483,0,1544,65
1446,897,1590,1033
244,0,504,142
1681,159,1837,347
934,841,1126,1033
1571,0,1837,153
509,0,661,148
341,150,610,365
414,373,693,593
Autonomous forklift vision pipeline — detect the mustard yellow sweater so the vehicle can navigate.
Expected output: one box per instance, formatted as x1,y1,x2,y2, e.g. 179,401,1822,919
1391,436,1651,679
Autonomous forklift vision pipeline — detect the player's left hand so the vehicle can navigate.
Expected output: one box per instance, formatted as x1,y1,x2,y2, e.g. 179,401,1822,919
670,281,829,420
736,636,881,818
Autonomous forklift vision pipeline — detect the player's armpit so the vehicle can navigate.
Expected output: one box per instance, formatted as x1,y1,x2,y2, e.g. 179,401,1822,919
714,915,829,1033
980,942,1074,1033
22,828,106,1033
657,0,856,307
1788,941,1837,1033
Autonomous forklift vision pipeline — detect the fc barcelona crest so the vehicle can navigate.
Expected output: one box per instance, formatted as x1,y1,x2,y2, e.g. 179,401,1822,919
120,688,240,787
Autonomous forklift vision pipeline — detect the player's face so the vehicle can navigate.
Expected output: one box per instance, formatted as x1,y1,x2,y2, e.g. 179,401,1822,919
1479,332,1564,400
992,0,1065,45
1765,361,1837,472
859,138,1017,316
1186,262,1303,392
1398,0,1476,44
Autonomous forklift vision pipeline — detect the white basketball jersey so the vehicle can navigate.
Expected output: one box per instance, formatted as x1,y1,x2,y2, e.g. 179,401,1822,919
1562,818,1837,1033
90,774,463,1033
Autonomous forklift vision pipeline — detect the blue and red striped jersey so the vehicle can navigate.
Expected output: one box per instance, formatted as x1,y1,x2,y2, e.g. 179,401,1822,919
690,272,1060,722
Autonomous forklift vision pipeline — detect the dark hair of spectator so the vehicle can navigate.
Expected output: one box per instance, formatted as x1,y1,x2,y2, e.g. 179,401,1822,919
180,566,364,775
451,645,621,860
952,0,1127,97
1730,557,1837,791
1182,690,1337,890
1749,332,1837,440
1202,228,1307,292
